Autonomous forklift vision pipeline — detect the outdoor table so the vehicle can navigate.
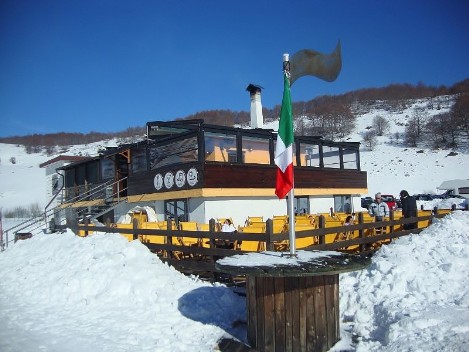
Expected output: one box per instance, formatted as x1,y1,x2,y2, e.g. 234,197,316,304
216,250,370,352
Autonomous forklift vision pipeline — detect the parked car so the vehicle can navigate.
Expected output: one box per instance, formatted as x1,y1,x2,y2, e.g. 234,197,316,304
433,190,467,199
361,196,373,209
413,194,434,201
380,194,397,210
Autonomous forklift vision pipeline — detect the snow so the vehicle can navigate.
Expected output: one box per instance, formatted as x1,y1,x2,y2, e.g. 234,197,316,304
1,96,468,351
337,211,469,352
0,229,246,352
1,212,468,351
218,250,342,267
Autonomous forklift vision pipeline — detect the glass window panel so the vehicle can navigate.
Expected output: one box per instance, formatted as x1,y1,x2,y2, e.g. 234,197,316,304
150,136,198,170
64,169,75,188
52,174,59,194
86,161,100,183
242,136,270,164
323,146,340,168
300,143,320,167
334,195,352,213
76,165,86,185
343,147,358,169
132,148,148,173
101,158,115,179
204,132,237,163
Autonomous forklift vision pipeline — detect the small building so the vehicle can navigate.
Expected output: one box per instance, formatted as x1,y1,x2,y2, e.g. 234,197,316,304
54,118,367,227
47,84,368,227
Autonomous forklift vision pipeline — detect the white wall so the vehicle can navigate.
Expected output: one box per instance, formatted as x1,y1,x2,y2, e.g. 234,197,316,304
115,194,366,227
202,197,288,228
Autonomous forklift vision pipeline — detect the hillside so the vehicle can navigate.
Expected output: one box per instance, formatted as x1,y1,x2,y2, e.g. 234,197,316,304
0,92,468,214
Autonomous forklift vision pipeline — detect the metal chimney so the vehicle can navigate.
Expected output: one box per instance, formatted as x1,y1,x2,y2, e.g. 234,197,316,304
246,84,264,128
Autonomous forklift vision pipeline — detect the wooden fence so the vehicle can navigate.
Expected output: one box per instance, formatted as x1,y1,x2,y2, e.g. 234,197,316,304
55,207,458,281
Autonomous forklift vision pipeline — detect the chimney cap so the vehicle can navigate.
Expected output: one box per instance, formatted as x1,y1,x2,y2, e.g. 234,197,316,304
246,83,264,93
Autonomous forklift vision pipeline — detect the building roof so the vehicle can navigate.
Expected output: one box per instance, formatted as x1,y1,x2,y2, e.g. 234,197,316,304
438,179,469,190
39,155,90,168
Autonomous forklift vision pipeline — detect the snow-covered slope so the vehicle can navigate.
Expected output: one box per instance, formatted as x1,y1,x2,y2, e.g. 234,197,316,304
0,95,467,212
264,95,468,197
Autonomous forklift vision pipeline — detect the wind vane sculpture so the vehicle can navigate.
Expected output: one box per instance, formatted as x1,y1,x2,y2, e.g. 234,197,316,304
274,41,342,256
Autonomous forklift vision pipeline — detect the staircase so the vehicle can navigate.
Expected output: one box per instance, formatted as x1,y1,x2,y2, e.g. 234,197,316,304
1,178,128,250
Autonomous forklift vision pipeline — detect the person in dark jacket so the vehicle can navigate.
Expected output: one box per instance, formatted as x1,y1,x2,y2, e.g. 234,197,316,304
400,190,417,230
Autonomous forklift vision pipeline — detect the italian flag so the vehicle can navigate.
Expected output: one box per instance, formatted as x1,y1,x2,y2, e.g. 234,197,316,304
274,72,294,199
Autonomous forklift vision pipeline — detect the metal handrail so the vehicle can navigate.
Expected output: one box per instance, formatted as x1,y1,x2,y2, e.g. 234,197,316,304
1,177,128,250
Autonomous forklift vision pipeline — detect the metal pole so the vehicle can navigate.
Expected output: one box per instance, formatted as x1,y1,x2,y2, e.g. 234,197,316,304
287,189,296,256
283,53,296,257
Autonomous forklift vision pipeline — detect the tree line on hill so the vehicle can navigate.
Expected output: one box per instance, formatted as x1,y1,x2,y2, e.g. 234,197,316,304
1,79,468,153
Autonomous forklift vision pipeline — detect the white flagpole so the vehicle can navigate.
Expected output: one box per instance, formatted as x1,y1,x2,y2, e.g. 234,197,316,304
283,53,296,257
287,189,296,256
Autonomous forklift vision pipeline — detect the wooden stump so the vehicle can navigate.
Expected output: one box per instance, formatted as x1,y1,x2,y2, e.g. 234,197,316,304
246,274,339,352
215,252,370,352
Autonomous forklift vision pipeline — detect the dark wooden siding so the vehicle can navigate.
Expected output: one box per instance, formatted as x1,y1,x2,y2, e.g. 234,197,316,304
126,162,367,196
204,163,367,189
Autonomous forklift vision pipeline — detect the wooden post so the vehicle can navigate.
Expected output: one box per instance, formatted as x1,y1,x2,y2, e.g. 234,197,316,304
166,219,173,259
209,218,217,283
389,209,394,234
84,217,90,237
266,219,274,251
358,212,365,252
132,218,138,241
318,215,326,245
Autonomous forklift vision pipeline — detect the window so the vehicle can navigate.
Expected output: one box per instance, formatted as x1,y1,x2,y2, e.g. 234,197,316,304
101,158,115,180
64,169,75,188
334,195,353,213
294,196,309,214
131,148,147,173
51,174,59,194
300,143,320,167
242,136,270,164
323,146,340,168
204,132,237,163
150,136,198,170
76,164,86,185
165,199,188,223
343,147,358,170
86,161,100,184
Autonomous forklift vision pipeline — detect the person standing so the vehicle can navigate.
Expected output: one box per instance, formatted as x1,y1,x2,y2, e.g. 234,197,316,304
400,190,417,230
368,192,390,221
368,192,390,234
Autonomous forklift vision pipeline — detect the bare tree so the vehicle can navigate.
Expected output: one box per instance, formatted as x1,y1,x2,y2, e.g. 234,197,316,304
451,94,469,141
372,115,390,136
304,102,355,139
411,106,427,138
362,130,378,150
404,117,420,147
425,113,451,149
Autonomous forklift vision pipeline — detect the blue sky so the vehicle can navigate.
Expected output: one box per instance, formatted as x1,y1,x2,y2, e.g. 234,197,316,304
1,0,468,137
